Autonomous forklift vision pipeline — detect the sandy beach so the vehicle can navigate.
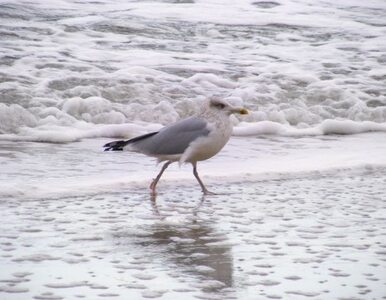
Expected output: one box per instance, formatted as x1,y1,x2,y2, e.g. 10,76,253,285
1,168,385,300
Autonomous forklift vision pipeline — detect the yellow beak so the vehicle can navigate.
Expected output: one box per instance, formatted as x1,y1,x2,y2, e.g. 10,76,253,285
238,108,248,115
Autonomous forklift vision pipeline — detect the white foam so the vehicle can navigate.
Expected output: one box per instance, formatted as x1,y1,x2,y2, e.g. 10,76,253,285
1,116,385,144
234,120,386,136
182,74,238,89
57,15,108,26
0,104,38,134
124,0,381,29
0,122,162,143
1,0,385,141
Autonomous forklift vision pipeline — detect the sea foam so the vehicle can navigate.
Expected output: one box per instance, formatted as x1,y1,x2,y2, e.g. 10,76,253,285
0,0,385,143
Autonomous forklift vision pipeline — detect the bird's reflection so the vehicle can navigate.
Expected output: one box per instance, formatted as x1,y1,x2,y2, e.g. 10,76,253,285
114,194,234,292
149,193,205,220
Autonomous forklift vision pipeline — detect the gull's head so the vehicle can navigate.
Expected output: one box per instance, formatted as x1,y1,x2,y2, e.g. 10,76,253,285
208,97,248,116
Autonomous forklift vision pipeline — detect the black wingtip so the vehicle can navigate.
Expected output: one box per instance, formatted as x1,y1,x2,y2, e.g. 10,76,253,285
103,132,158,152
104,147,123,151
103,140,128,151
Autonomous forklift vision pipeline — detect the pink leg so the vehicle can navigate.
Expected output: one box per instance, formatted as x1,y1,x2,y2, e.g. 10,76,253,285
192,162,216,195
150,161,172,194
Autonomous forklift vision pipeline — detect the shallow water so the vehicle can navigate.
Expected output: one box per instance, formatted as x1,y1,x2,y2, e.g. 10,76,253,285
1,133,386,199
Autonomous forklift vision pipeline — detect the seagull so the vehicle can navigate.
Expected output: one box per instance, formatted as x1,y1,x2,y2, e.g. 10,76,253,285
103,97,248,195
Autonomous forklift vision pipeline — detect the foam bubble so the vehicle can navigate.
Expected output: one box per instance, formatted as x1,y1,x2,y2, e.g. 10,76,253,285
0,104,38,134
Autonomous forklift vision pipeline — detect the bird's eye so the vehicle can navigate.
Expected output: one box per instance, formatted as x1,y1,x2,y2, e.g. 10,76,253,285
213,102,225,109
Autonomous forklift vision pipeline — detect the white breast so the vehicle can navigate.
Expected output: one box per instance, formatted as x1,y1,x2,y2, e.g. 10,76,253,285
180,115,233,164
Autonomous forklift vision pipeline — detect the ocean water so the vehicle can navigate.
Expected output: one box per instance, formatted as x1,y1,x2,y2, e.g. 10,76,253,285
1,0,386,299
1,0,386,142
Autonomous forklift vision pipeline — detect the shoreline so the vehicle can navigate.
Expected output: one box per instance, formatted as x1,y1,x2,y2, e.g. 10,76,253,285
1,132,386,200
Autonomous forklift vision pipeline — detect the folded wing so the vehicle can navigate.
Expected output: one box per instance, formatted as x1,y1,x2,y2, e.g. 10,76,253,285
103,116,210,155
132,116,210,155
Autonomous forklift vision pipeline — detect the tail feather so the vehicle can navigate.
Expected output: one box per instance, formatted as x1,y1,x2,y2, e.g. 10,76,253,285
103,140,129,151
103,131,159,151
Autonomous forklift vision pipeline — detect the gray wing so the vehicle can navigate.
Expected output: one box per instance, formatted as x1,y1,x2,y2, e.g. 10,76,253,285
132,116,210,155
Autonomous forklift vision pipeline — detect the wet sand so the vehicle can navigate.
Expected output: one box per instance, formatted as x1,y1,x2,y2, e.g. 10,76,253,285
1,168,385,300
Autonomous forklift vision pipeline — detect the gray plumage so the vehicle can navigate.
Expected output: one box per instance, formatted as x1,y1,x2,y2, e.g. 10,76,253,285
133,116,209,155
103,116,210,155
